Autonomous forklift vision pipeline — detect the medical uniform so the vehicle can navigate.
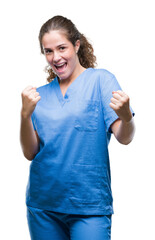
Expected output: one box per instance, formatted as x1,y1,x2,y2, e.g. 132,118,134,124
26,68,134,239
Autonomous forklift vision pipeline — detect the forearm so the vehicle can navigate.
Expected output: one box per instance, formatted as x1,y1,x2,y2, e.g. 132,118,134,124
20,111,39,160
114,117,136,145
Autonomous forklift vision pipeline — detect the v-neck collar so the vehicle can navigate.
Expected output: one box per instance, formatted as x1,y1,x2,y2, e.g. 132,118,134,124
53,68,92,107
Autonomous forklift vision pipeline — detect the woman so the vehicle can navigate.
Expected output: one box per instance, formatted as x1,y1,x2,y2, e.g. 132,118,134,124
20,15,135,240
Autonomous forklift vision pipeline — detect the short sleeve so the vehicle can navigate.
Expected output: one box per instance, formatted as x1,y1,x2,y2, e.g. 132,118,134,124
31,113,36,131
99,70,135,133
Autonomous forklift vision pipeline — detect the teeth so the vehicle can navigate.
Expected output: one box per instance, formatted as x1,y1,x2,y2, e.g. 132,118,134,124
55,63,66,67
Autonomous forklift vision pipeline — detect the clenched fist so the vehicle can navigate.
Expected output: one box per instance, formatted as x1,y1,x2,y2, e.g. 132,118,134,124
21,86,41,118
109,90,132,122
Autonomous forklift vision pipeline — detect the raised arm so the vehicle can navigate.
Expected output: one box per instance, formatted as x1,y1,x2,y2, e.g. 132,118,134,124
20,86,41,160
110,90,135,145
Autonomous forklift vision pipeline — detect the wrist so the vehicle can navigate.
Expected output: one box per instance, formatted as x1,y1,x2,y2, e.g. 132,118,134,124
120,108,133,123
121,114,133,125
21,108,31,119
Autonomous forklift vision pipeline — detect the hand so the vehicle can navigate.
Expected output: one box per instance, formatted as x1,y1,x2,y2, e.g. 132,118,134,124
109,90,132,122
21,86,41,118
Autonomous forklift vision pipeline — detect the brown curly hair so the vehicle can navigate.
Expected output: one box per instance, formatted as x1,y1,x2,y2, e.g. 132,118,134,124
39,15,97,82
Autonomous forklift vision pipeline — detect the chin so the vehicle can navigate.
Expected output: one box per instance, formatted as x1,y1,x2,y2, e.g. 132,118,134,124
58,72,72,81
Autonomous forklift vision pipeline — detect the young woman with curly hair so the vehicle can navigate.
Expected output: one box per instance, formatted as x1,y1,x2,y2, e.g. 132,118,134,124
20,15,135,240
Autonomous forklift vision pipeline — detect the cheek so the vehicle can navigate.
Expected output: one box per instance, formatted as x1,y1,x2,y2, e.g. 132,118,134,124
45,55,52,64
65,50,76,63
65,47,76,57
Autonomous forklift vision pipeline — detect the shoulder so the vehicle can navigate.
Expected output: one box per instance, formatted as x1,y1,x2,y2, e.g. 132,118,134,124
89,68,115,82
91,68,122,96
90,68,116,87
91,68,115,79
36,78,57,95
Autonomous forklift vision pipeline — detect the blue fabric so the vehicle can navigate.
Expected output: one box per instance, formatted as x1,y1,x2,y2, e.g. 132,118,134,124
27,206,112,240
26,68,134,215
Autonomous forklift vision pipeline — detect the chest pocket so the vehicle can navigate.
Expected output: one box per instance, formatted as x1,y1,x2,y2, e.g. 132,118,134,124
74,100,99,132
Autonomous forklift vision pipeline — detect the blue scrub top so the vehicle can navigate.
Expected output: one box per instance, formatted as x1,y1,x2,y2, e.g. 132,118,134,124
26,68,134,215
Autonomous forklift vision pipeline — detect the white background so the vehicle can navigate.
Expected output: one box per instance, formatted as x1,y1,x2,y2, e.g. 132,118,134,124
0,0,154,239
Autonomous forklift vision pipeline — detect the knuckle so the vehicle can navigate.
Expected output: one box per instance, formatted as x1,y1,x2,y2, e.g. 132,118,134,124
28,95,34,102
124,93,129,99
21,91,27,98
121,99,126,104
123,96,129,104
127,96,130,101
118,102,123,107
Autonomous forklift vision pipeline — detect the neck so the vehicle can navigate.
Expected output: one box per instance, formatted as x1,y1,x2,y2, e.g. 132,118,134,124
58,64,86,86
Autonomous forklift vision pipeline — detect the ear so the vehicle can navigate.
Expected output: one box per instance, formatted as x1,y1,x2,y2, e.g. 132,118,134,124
75,40,80,53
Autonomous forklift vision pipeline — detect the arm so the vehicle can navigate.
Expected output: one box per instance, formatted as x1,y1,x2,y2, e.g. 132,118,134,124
111,117,135,145
20,86,41,160
110,90,135,145
20,114,40,160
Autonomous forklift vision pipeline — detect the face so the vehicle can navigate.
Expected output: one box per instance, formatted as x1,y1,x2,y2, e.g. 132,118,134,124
42,30,80,82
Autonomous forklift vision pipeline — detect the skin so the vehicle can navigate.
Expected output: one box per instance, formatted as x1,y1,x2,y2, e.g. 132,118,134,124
20,30,135,160
110,90,135,144
42,30,86,95
20,86,41,160
42,31,80,75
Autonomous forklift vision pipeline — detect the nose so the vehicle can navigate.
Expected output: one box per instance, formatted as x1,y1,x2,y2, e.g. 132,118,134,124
53,51,61,63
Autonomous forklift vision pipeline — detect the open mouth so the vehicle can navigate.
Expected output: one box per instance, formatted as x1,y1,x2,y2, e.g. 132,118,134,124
54,62,67,72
